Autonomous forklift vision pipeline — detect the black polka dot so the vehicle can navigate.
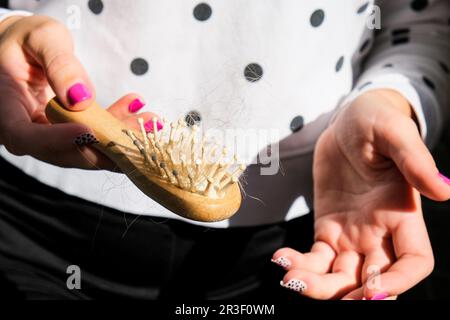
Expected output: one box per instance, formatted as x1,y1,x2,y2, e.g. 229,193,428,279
411,0,428,11
422,76,435,90
392,37,409,45
383,63,394,68
359,39,371,53
88,0,103,15
193,3,212,21
185,111,202,126
290,116,305,133
335,56,344,72
310,9,325,27
357,2,370,14
439,61,449,74
392,28,410,36
131,58,149,76
358,81,373,90
244,63,263,82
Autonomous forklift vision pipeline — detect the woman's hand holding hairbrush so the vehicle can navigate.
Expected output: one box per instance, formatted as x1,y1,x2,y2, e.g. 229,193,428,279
0,15,157,170
46,98,244,222
0,14,243,222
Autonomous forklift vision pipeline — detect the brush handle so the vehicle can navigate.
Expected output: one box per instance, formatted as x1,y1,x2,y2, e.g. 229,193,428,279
46,99,135,161
45,98,242,222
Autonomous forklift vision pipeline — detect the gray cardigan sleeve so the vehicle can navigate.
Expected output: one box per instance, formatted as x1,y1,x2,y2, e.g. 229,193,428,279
342,0,449,148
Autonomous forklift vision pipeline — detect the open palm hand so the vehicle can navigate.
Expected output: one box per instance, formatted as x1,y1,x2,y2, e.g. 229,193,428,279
272,90,450,300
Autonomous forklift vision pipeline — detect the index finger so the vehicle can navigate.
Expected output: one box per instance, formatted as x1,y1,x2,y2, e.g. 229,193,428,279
364,207,434,299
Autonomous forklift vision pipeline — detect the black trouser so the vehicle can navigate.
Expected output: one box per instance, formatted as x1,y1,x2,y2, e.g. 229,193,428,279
0,157,314,300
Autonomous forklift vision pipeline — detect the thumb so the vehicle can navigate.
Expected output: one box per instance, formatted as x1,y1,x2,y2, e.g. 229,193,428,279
376,115,450,202
24,18,95,111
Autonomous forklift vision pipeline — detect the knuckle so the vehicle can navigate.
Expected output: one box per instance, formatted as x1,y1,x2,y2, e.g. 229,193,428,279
45,52,75,79
25,18,72,54
27,20,55,43
31,18,69,39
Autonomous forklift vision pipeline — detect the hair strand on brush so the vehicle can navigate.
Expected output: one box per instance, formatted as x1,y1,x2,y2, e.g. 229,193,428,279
124,117,247,199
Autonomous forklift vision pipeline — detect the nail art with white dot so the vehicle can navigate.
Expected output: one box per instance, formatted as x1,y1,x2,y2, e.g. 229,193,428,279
280,279,307,293
271,257,291,268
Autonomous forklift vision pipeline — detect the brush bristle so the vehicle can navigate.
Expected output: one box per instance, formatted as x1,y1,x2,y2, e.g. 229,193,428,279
125,118,246,198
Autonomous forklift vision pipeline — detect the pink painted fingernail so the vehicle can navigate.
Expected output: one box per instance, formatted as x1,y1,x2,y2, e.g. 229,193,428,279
271,257,291,269
439,173,450,185
67,83,92,105
128,98,145,113
280,279,307,293
144,119,164,133
370,292,389,300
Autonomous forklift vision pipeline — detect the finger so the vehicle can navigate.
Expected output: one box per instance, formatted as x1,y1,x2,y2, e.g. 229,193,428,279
281,269,356,300
272,241,336,273
332,251,363,277
341,287,397,300
6,121,115,170
361,247,394,284
381,295,398,300
365,294,398,300
106,94,162,131
72,144,118,171
341,287,364,300
364,211,434,299
123,113,161,132
280,251,362,299
364,250,434,299
376,115,450,201
107,94,147,120
23,17,95,110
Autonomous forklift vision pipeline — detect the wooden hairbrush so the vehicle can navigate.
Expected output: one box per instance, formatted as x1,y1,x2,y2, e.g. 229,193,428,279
45,98,245,222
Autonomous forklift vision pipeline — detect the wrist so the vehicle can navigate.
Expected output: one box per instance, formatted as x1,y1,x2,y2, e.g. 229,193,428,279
369,89,412,117
362,89,421,131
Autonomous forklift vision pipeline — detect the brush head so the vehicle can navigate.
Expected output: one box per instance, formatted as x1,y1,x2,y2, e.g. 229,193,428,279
122,117,246,221
128,117,246,199
45,98,245,222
